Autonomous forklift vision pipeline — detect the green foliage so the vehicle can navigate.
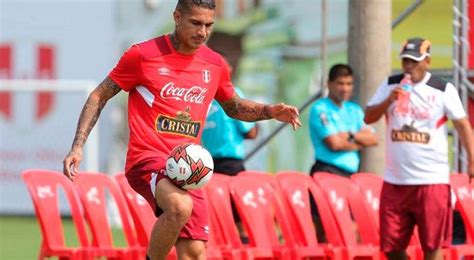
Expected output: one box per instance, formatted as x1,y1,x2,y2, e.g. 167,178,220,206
213,8,278,35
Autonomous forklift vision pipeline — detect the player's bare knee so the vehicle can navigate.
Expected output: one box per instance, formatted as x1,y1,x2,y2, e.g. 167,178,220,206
176,239,206,260
165,193,193,224
186,242,206,259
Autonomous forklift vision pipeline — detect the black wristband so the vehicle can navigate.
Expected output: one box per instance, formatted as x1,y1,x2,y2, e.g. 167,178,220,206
348,132,355,142
263,105,272,119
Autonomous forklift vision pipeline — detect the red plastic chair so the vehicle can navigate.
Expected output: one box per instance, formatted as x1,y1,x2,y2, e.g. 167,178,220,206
237,170,270,177
115,173,177,260
21,169,94,259
237,171,281,192
450,174,474,241
201,176,228,260
75,172,143,259
204,173,275,259
349,173,383,230
229,174,325,259
313,172,380,260
450,174,474,239
450,173,474,260
276,171,344,259
115,174,156,247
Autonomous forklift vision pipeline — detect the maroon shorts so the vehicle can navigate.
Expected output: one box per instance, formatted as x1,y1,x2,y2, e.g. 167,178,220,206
379,182,452,252
125,159,209,241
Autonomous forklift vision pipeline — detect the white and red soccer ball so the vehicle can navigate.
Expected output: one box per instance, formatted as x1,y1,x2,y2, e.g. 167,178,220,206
166,143,214,190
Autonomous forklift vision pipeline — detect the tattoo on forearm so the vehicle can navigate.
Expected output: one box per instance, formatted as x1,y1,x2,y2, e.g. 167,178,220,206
220,96,271,122
101,77,122,96
170,32,181,50
71,100,103,150
71,77,121,150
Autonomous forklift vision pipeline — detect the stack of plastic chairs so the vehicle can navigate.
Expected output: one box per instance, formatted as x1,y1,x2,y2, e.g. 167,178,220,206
203,174,243,259
74,172,144,259
238,171,328,259
349,173,383,231
230,173,328,259
312,172,380,260
26,169,474,259
276,171,344,259
22,170,96,259
115,174,156,247
205,173,276,259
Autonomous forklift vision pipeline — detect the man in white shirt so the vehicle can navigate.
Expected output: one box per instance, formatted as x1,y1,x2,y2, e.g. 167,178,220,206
364,37,474,260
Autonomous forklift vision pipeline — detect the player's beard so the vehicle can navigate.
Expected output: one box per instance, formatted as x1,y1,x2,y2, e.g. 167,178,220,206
191,36,206,47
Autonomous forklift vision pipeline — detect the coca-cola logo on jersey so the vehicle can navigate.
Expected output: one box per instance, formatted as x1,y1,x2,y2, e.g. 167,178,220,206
160,82,208,104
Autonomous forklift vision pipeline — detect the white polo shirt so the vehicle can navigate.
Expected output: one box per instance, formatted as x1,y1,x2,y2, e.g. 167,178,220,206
367,72,466,185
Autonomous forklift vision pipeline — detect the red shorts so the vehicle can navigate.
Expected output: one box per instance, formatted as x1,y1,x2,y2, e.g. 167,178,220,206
125,159,209,241
379,182,452,252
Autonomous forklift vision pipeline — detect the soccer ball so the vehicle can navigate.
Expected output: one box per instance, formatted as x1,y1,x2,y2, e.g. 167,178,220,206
166,143,214,190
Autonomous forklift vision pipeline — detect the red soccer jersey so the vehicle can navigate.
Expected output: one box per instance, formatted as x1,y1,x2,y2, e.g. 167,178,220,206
109,35,235,174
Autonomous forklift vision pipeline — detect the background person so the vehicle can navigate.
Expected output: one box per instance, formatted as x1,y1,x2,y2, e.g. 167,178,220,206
364,37,474,260
309,64,378,177
62,0,301,259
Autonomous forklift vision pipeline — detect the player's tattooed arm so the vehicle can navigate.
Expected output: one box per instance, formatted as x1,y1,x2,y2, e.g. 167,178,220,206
63,77,121,180
219,94,271,121
219,94,302,130
71,76,121,151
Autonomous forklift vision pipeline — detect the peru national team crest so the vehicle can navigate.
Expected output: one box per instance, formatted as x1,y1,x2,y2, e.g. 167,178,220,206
202,70,211,83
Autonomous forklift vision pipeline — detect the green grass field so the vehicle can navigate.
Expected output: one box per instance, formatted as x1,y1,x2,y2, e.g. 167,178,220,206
0,216,126,259
0,216,43,259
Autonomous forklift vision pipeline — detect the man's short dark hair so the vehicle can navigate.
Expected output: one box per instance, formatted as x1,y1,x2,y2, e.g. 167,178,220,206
328,64,353,82
176,0,216,13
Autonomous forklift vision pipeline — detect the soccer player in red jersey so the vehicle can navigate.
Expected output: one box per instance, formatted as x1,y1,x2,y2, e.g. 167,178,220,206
63,0,301,259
